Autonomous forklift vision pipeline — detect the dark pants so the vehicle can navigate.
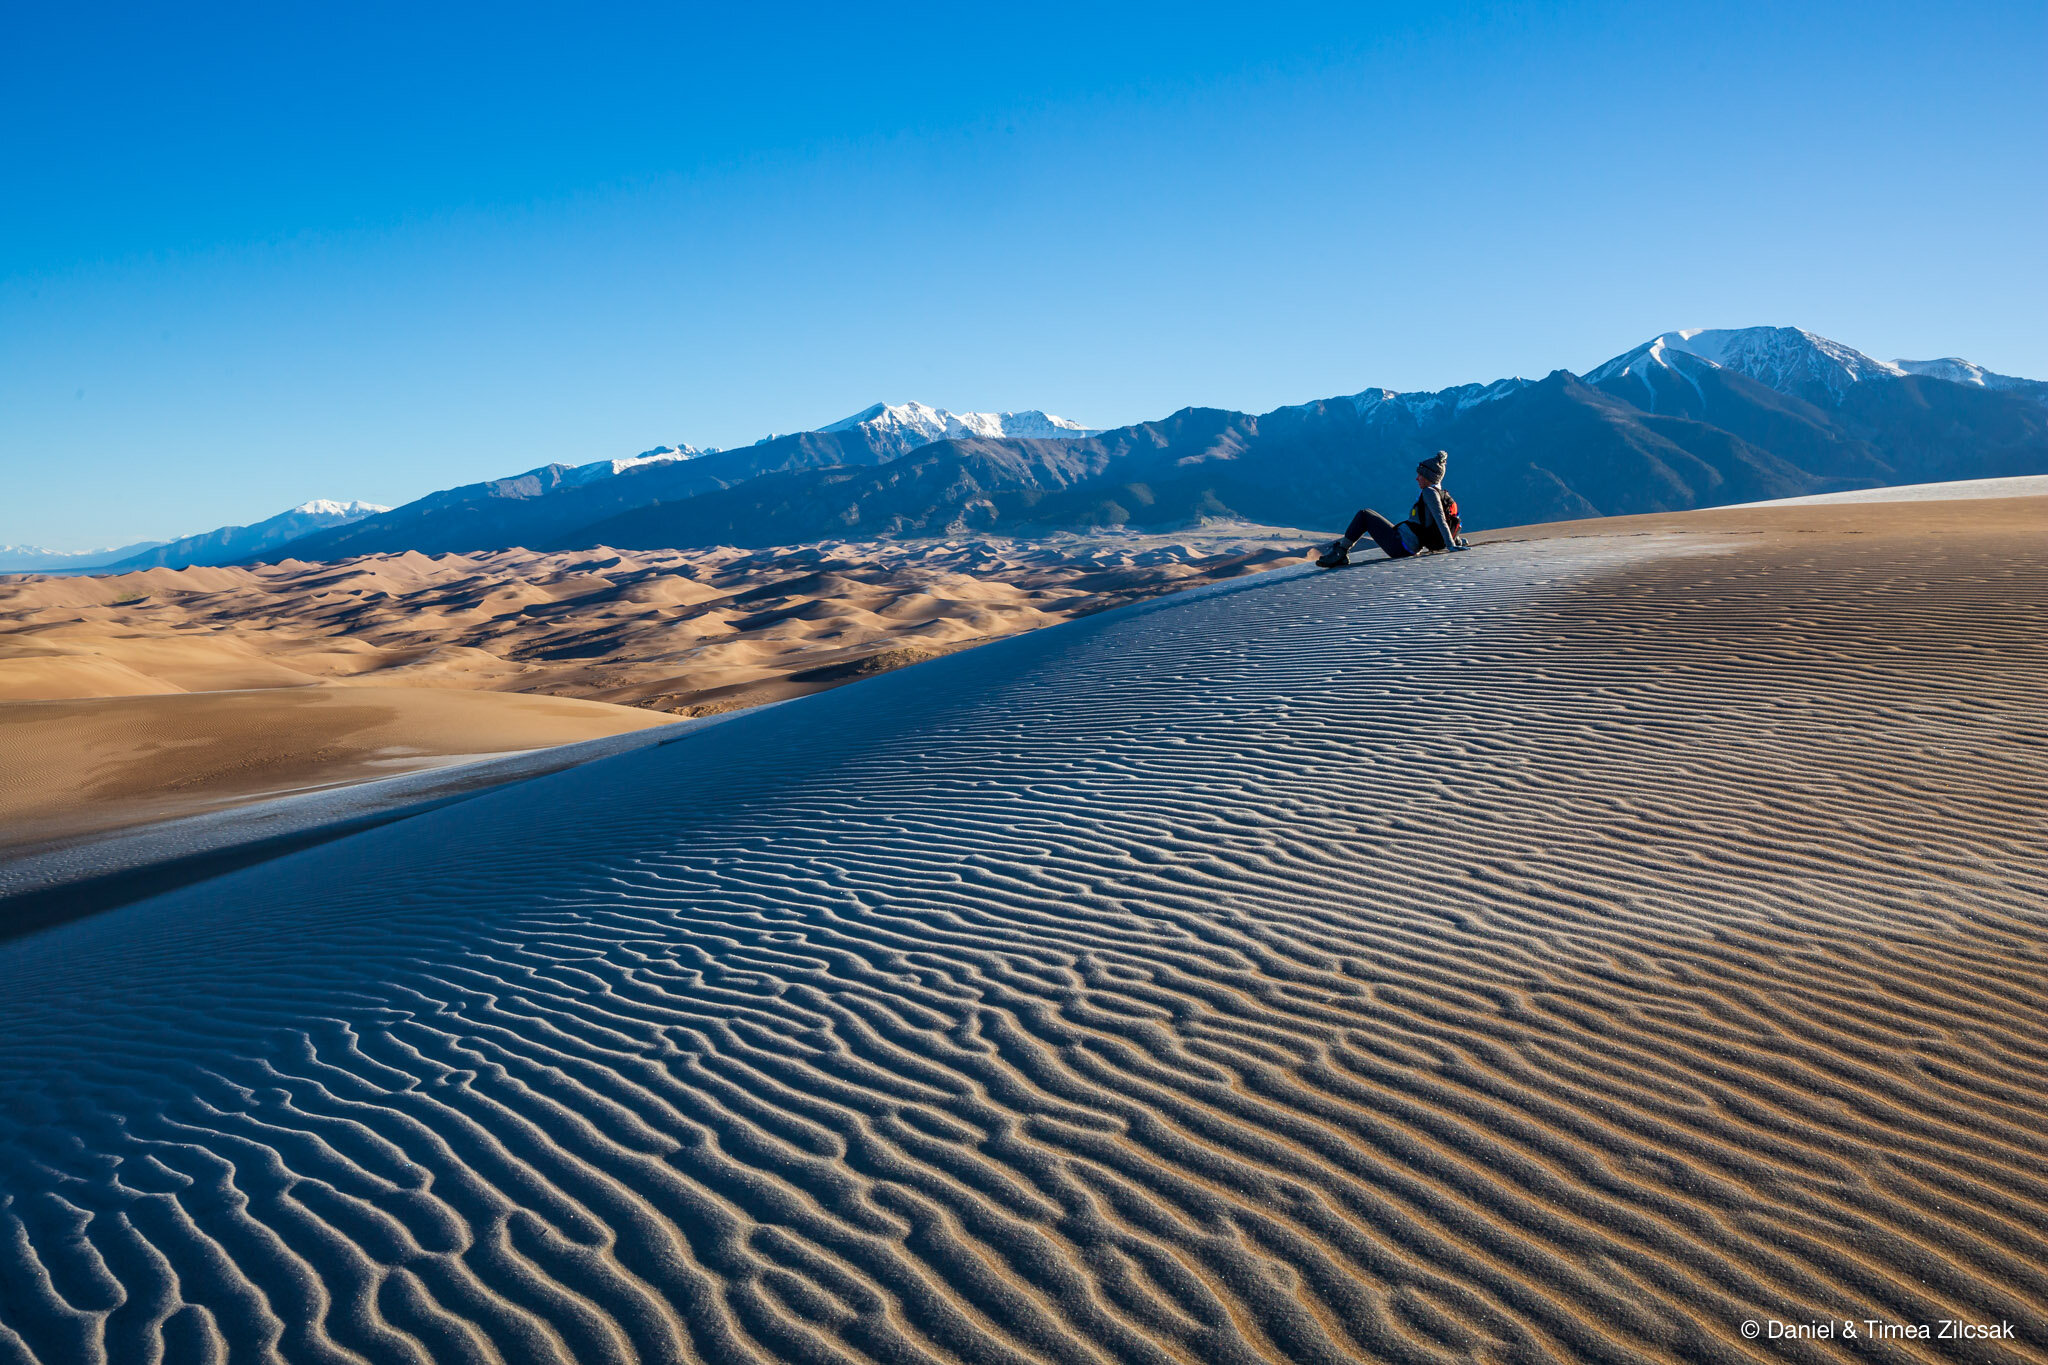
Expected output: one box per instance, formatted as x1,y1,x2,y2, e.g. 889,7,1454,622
1344,508,1413,558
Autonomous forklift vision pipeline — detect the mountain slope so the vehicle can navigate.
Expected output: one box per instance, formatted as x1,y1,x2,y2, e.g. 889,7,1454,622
819,402,1099,448
566,374,1849,548
102,500,389,571
1893,357,2048,403
554,333,2038,548
249,328,2046,560
278,430,931,559
1580,328,2048,485
0,541,168,575
277,405,1097,560
1591,326,2048,412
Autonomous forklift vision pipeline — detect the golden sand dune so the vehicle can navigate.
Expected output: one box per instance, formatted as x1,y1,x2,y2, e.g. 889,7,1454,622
0,531,1311,711
0,531,1306,851
0,497,2041,1363
0,687,676,853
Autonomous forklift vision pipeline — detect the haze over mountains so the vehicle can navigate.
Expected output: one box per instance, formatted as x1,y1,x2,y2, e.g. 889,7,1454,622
15,328,2045,571
0,541,170,575
4,502,390,576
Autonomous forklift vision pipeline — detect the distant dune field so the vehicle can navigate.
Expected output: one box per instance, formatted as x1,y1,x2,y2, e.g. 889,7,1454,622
0,493,2041,1364
0,531,1311,710
0,532,1307,850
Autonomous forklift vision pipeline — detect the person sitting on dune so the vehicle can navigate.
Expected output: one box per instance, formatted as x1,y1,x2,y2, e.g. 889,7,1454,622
1317,450,1469,567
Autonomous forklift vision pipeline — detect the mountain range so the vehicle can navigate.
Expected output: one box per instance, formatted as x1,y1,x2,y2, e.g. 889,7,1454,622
288,327,2045,557
14,331,2044,572
95,500,391,572
271,406,1100,562
0,540,170,575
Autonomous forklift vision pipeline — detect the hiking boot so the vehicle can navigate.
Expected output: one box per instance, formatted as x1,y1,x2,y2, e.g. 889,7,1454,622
1315,538,1351,568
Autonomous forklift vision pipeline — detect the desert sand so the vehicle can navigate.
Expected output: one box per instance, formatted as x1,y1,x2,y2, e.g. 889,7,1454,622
0,687,679,855
0,492,2041,1363
0,532,1306,849
0,531,1310,711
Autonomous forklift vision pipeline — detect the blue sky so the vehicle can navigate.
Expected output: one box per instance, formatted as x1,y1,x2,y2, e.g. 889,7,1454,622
4,1,2043,549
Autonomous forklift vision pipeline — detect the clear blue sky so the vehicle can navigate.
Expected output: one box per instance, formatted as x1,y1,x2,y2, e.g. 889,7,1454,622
5,1,2043,549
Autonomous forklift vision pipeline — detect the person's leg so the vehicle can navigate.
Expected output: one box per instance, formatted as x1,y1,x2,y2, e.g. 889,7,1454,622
1344,509,1410,558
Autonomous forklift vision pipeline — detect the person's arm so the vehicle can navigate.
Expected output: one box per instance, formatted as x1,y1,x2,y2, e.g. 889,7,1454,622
1422,487,1464,551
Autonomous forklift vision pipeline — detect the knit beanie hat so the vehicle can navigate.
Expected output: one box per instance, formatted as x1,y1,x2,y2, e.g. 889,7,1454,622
1417,451,1448,485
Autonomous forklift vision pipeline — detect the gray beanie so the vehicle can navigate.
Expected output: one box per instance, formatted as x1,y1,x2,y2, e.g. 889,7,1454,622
1416,451,1448,484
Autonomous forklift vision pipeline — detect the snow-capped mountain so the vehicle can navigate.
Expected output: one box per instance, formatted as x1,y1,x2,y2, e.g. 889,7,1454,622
1584,327,1905,405
269,405,1100,561
1891,357,2041,392
1334,377,1531,425
283,499,388,519
585,337,2048,548
1583,327,2048,410
488,445,714,493
822,402,1099,452
51,338,2036,568
557,444,713,489
473,410,1084,505
1672,327,1906,398
101,498,391,572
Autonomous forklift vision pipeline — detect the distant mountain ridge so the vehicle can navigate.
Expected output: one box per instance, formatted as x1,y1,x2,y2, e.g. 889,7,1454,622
1891,357,2046,393
547,327,2046,551
0,540,168,574
261,328,2045,559
1586,327,2048,409
274,403,1100,561
820,403,1099,448
26,333,2041,572
102,499,390,571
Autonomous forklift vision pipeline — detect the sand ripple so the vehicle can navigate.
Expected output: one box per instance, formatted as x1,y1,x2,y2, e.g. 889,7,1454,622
1,528,2044,1363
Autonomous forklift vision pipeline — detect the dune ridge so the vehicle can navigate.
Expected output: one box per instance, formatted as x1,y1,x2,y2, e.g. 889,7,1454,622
0,515,2043,1364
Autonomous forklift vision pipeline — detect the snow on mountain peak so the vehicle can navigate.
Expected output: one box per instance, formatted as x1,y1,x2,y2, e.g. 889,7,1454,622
509,407,1094,492
1335,377,1531,423
1579,335,1724,407
1583,327,2048,412
291,499,391,518
1665,327,1905,394
1584,326,1912,404
562,444,713,487
1891,357,2036,391
822,403,1100,445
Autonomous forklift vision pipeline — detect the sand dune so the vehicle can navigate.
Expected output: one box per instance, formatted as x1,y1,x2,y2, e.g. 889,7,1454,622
1727,472,2048,506
0,502,2044,1363
0,531,1305,852
0,531,1311,712
0,687,676,854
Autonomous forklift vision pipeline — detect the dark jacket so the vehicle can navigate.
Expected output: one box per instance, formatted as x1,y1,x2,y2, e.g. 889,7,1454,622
1407,486,1459,552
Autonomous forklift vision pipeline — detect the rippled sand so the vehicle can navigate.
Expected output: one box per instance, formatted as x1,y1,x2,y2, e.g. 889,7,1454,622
0,500,2043,1364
